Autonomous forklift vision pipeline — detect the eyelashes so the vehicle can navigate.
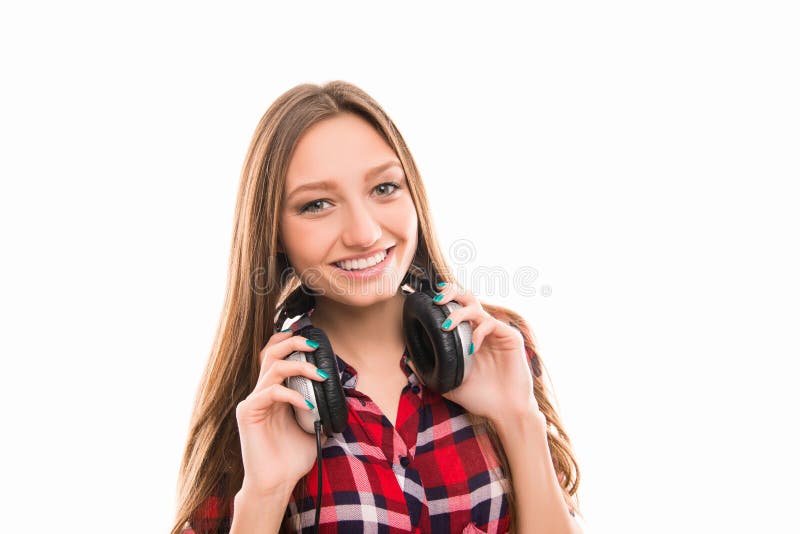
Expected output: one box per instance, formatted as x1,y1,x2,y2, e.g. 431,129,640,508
297,181,402,215
299,199,330,215
374,182,400,197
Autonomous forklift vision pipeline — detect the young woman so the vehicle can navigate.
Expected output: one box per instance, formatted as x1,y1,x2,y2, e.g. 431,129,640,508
172,81,582,534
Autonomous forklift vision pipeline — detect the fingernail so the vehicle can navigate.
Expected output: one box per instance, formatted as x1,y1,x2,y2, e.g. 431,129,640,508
305,399,315,410
281,328,292,333
468,342,474,355
436,282,447,288
433,293,444,303
441,318,452,329
316,369,330,379
306,339,320,349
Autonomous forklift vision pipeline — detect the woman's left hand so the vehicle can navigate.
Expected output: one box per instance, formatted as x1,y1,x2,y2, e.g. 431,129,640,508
424,281,542,425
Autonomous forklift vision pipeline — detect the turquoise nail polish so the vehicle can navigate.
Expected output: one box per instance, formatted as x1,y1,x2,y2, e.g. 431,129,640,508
305,399,315,410
306,339,320,349
468,342,474,355
316,369,330,379
281,328,292,333
436,282,447,288
433,293,444,303
441,318,452,329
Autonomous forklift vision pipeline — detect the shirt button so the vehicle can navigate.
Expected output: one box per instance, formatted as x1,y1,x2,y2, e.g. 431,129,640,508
399,456,410,467
411,385,420,394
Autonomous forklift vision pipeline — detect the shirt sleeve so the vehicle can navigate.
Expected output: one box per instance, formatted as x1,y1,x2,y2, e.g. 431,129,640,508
180,492,234,534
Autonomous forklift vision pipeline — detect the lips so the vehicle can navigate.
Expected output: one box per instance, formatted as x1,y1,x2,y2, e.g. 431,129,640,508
329,245,396,271
330,245,395,275
329,245,395,266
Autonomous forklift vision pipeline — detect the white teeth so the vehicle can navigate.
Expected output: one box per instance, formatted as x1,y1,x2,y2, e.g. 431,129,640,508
335,249,388,271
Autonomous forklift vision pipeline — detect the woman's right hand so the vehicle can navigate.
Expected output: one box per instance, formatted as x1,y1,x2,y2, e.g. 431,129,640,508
235,329,329,497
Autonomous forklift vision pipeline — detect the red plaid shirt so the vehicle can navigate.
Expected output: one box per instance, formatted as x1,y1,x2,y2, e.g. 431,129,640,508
183,311,512,533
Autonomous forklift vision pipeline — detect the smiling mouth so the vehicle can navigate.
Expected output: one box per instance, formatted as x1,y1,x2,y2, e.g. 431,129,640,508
330,245,396,272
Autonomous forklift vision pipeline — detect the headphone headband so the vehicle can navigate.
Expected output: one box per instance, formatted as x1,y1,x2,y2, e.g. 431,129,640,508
401,264,441,298
274,283,317,332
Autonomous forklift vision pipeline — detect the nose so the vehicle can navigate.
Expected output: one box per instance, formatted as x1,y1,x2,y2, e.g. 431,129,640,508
341,201,382,249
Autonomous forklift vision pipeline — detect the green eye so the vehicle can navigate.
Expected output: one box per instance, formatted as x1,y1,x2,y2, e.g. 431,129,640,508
298,182,401,215
298,199,332,214
375,182,401,196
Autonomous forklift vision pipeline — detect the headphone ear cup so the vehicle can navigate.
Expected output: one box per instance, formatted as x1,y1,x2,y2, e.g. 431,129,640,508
402,292,473,394
284,354,322,434
284,327,347,437
299,326,348,437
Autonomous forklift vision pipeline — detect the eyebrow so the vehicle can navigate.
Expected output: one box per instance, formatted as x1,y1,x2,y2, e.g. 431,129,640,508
285,160,403,202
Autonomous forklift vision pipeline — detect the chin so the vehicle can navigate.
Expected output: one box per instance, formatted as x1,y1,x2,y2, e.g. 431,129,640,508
326,269,403,302
352,292,398,307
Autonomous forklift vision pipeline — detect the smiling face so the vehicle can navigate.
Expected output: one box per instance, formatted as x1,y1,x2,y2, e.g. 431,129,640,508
278,112,419,308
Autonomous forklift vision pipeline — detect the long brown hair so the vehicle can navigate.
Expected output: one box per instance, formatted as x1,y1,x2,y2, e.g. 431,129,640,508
171,80,581,534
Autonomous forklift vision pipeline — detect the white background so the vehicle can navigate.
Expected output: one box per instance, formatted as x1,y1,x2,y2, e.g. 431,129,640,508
1,2,798,533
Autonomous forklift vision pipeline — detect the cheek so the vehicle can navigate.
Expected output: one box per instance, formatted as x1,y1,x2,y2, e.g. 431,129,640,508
278,216,333,267
386,197,418,238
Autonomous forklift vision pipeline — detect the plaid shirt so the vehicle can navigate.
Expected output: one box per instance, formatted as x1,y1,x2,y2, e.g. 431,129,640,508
183,311,511,533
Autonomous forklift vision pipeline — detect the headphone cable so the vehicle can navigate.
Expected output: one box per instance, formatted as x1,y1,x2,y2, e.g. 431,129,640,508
313,420,322,533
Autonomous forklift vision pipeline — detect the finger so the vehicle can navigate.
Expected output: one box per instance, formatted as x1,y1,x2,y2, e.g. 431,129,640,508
255,358,328,391
468,316,496,355
268,328,295,346
439,303,491,333
432,280,458,305
259,335,321,378
433,281,478,308
239,383,313,420
258,329,296,363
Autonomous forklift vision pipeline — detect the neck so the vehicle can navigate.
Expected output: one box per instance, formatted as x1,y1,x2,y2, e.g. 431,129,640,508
309,290,407,374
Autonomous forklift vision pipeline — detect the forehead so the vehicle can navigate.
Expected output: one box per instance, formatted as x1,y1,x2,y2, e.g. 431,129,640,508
285,113,399,187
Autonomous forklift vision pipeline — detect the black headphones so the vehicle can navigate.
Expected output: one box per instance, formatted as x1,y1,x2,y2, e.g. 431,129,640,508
274,267,487,532
274,266,475,438
272,267,541,532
